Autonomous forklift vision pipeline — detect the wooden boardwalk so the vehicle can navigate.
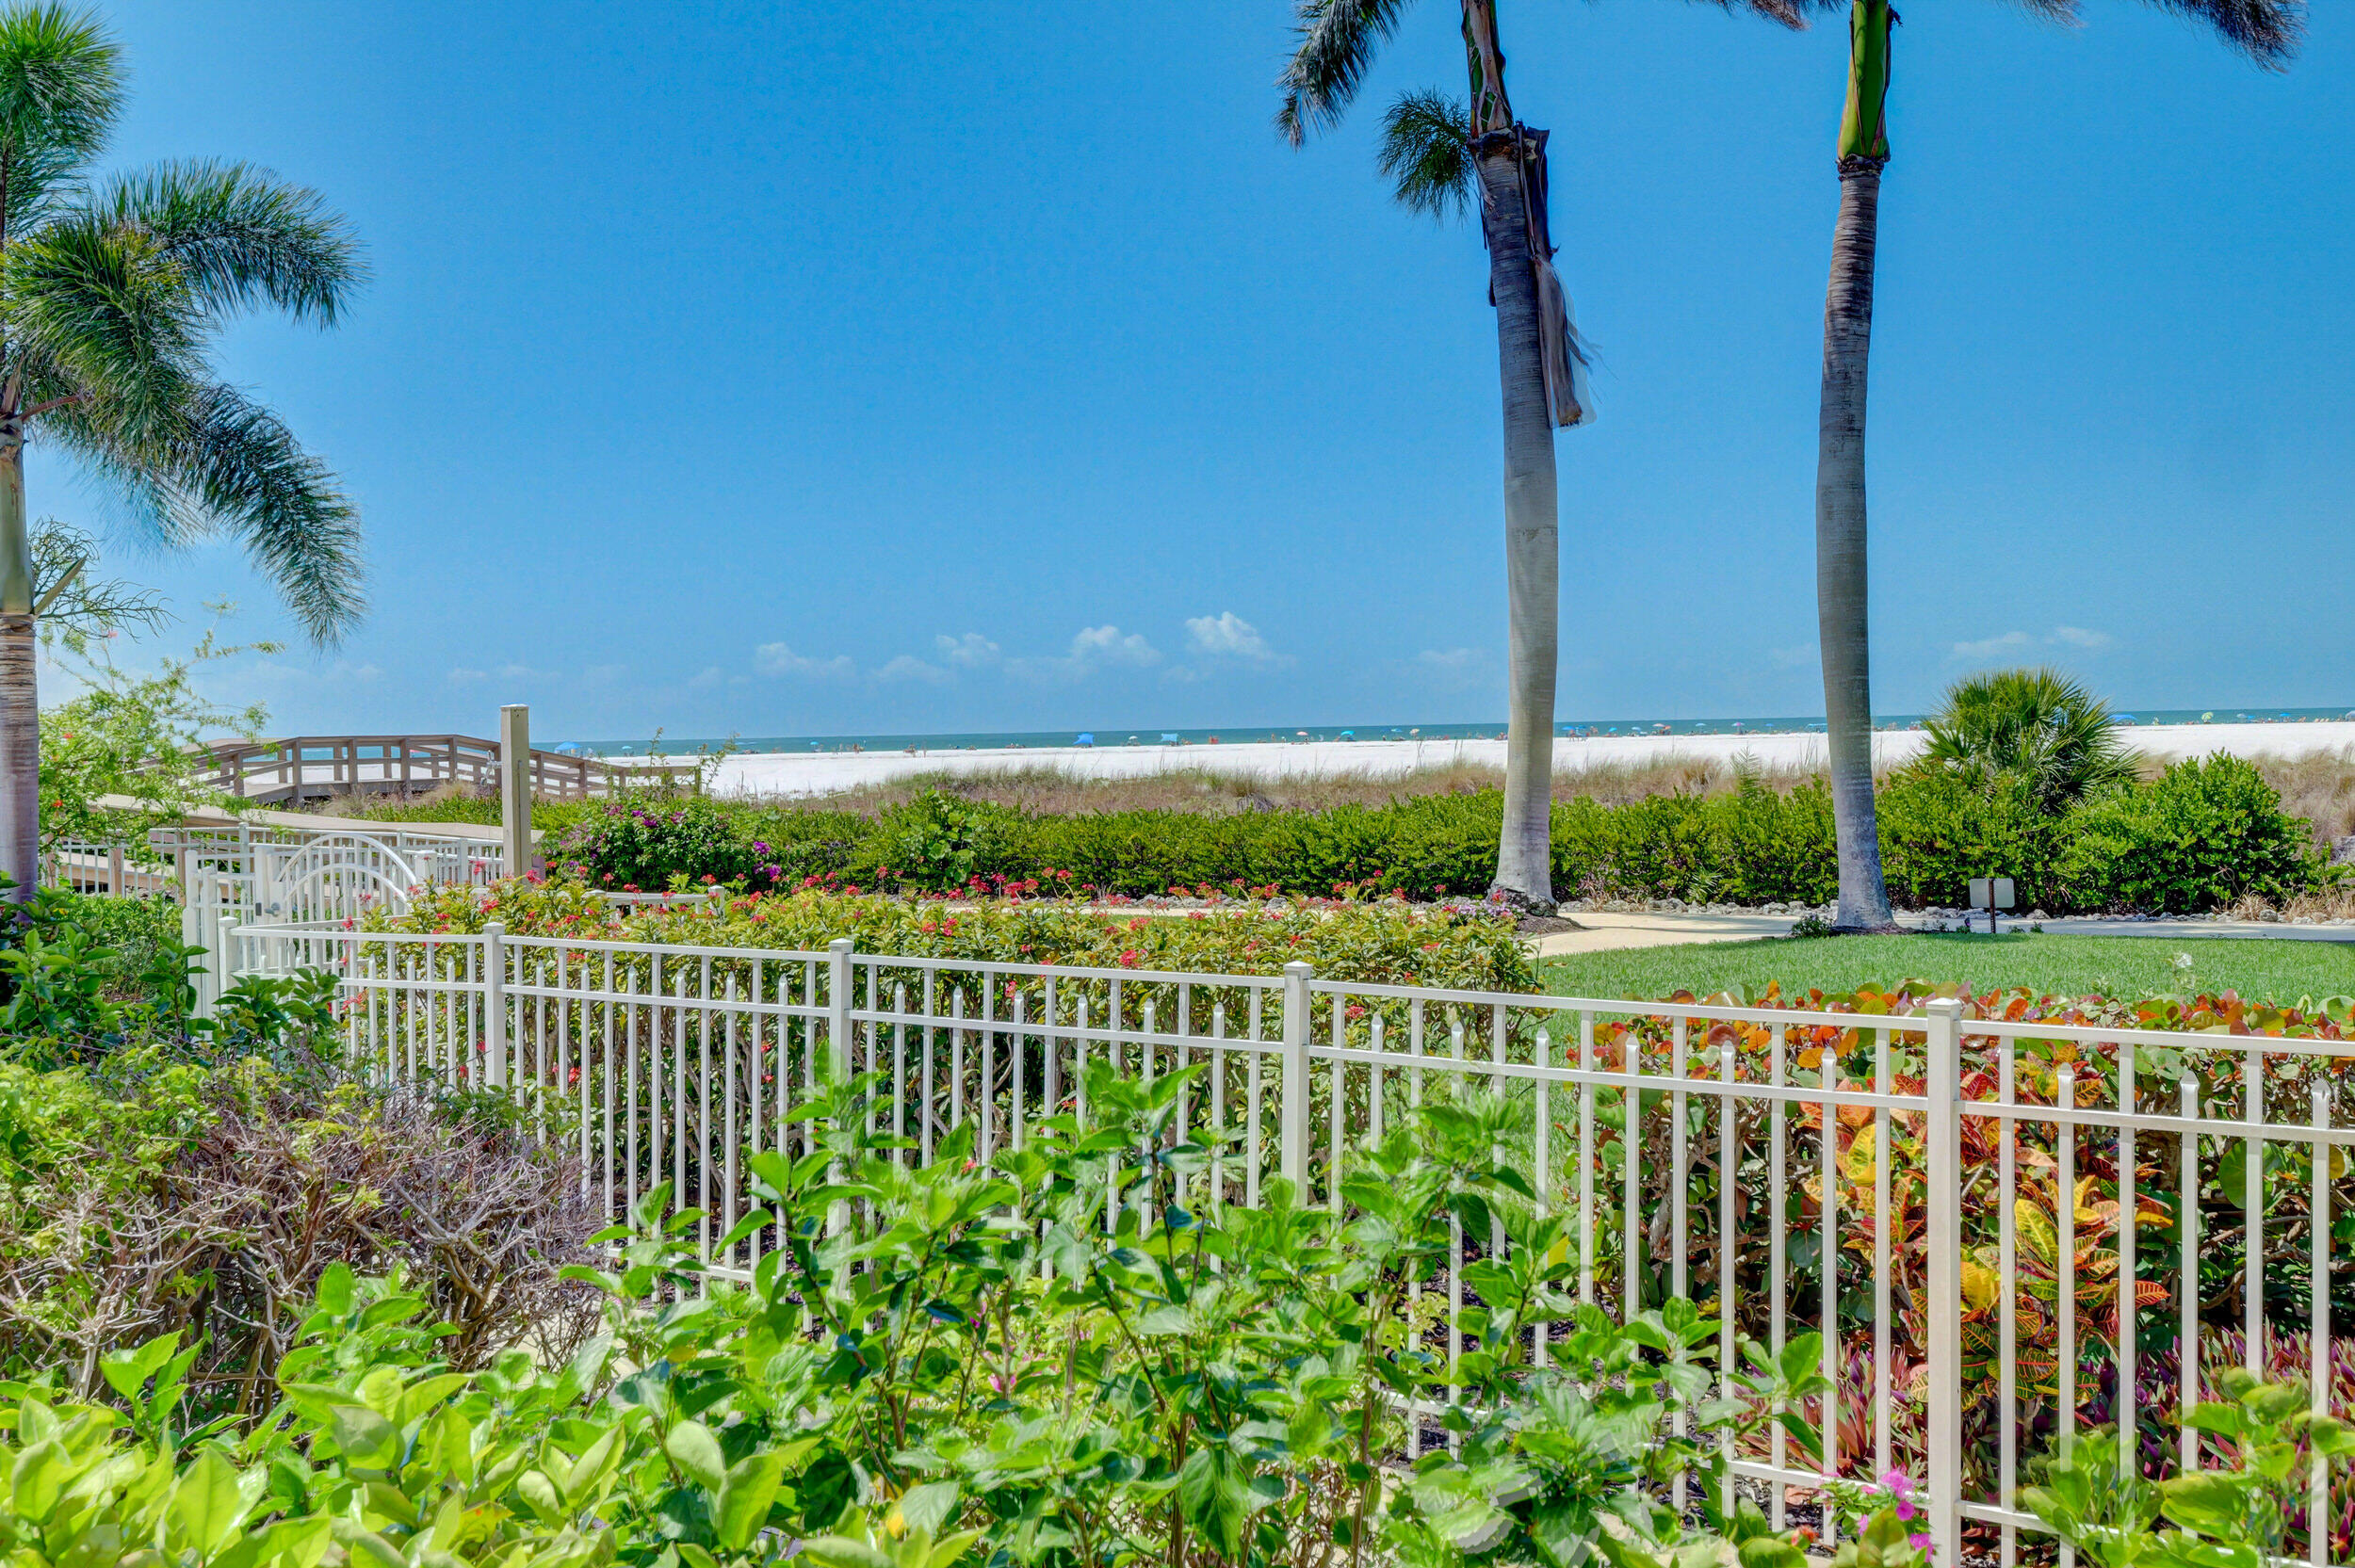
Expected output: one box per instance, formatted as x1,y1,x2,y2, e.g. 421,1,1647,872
192,735,693,807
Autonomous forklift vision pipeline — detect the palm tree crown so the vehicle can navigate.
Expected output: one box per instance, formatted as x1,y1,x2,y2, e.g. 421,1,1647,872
0,2,366,642
1918,667,2136,811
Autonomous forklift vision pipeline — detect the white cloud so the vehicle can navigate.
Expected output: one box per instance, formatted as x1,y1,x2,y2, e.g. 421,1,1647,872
755,642,856,681
1950,626,2115,662
936,633,1000,669
244,658,381,687
448,669,488,683
499,662,558,682
582,663,627,684
687,666,725,689
876,655,950,685
1009,624,1161,683
1184,611,1280,665
1414,647,1486,690
1070,624,1159,667
1949,631,2037,661
1768,644,1815,671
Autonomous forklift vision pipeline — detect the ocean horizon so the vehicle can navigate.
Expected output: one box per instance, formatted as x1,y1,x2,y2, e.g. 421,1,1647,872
568,704,2355,757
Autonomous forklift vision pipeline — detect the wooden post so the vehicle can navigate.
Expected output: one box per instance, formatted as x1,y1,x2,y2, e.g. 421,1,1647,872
499,705,537,879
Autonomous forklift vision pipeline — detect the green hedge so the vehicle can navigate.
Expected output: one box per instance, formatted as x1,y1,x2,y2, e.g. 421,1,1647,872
511,754,2329,915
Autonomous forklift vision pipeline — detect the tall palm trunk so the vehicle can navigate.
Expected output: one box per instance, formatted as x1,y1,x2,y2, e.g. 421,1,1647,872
1474,129,1561,910
1815,0,1896,931
0,429,34,905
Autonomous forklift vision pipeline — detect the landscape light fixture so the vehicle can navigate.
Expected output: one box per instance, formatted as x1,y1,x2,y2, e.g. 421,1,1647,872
1967,876,2015,935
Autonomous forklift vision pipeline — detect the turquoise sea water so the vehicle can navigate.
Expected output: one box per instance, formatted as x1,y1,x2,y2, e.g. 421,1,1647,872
569,705,2355,757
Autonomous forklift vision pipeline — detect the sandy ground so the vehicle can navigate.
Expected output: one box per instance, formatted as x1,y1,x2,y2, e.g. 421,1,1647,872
666,720,2355,799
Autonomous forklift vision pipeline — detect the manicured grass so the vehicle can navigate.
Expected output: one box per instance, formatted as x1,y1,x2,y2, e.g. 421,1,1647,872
1540,931,2355,1006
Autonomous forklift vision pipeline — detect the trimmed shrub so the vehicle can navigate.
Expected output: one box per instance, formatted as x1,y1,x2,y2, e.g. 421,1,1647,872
1876,768,2064,911
2057,754,2324,913
530,764,2330,917
384,878,1541,994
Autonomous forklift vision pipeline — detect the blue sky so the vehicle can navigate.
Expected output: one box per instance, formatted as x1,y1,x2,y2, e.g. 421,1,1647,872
48,0,2355,740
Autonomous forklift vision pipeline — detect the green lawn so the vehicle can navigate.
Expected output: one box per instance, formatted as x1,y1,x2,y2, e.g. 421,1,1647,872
1539,931,2355,1006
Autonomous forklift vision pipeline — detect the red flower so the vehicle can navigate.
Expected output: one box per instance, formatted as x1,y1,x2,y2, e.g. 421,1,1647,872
1119,949,1142,967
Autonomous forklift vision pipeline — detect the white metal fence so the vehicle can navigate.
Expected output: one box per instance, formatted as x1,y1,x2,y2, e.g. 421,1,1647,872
169,827,507,1011
227,917,2355,1564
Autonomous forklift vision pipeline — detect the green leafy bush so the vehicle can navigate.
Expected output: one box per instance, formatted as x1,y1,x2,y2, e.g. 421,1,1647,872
2057,754,2323,913
0,1087,1826,1568
387,879,1541,994
2024,1367,2355,1564
521,760,2327,916
1876,768,2063,911
0,889,343,1066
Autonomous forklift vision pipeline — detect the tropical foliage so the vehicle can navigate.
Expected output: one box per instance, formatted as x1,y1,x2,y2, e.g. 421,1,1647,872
517,763,2328,915
370,877,1542,996
36,610,272,854
1915,668,2136,812
0,2,365,896
0,1076,1838,1568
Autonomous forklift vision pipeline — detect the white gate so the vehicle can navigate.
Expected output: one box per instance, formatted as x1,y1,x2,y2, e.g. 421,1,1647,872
160,824,504,1013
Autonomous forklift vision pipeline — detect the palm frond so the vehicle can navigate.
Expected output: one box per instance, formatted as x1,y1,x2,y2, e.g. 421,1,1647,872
98,159,366,327
2133,0,2302,67
1684,0,1829,28
162,383,365,645
1377,89,1475,221
0,3,117,185
41,380,364,645
1,138,83,237
2,212,204,449
13,341,180,547
1276,0,1420,146
1917,666,2136,810
1998,0,2089,24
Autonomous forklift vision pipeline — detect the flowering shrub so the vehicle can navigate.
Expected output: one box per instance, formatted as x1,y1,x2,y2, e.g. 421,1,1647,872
374,877,1540,994
1821,1473,1936,1568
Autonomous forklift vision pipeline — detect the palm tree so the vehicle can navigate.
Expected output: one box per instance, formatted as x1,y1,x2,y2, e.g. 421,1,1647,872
1278,0,1799,911
1810,0,2297,929
1916,666,2136,811
0,4,365,900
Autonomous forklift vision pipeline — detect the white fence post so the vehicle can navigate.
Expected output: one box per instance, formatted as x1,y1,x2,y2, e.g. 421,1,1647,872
1281,962,1312,1190
1924,996,1964,1560
483,921,507,1090
828,939,853,1081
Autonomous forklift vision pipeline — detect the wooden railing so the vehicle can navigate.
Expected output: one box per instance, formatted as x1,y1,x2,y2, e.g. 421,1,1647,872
190,736,695,806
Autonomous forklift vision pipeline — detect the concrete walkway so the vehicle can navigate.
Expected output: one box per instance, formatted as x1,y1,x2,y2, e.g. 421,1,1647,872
1533,911,1799,958
1531,910,2355,958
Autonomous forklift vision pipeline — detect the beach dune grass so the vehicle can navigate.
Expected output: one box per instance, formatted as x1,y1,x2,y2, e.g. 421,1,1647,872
1541,930,2355,1009
349,750,2355,848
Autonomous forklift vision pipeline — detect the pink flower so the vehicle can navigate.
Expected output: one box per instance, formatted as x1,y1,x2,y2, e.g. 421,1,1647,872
1908,1535,1933,1556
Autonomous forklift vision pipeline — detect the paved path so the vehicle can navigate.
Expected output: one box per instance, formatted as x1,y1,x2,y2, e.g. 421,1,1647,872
1532,911,2355,958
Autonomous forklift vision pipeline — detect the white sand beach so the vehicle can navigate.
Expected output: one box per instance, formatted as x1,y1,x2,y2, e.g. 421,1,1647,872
665,719,2355,799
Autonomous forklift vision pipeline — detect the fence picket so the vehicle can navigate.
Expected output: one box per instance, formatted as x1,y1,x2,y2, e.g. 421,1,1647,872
219,917,2355,1565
